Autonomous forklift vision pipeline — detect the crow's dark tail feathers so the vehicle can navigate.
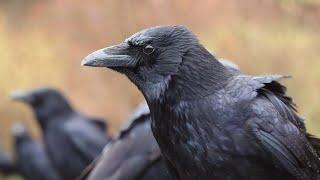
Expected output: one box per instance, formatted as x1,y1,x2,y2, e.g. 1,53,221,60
259,80,320,156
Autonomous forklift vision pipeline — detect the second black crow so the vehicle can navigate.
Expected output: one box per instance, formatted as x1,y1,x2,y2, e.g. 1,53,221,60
12,122,61,180
11,87,110,180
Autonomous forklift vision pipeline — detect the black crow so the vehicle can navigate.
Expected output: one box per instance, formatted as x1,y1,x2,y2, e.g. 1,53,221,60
12,122,61,180
0,148,17,175
82,25,320,180
87,102,174,180
11,87,110,180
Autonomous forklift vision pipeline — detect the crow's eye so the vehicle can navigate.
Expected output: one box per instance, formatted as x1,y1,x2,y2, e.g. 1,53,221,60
143,45,155,55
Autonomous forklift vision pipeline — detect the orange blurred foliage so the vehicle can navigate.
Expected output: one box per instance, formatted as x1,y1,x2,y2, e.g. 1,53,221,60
0,1,320,173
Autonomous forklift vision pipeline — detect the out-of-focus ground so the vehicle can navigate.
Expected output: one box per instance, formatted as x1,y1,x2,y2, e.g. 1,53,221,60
0,0,319,178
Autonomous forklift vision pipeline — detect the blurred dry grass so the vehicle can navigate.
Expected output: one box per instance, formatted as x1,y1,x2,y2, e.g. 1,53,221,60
0,1,319,177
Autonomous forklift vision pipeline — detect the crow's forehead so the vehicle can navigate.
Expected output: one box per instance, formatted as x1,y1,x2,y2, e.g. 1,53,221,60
125,32,152,46
125,25,184,45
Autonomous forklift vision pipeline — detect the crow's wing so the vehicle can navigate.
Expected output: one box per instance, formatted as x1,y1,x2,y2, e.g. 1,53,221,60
233,75,320,179
88,115,164,180
92,151,160,180
64,117,109,163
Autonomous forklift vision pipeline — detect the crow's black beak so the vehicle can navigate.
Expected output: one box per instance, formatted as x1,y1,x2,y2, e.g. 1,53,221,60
10,91,33,104
81,43,137,68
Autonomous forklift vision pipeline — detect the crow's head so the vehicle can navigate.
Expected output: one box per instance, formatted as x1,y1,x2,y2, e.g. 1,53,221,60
82,25,230,101
11,87,73,128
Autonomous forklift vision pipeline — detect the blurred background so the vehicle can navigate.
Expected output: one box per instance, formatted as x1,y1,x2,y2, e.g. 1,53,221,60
0,0,319,178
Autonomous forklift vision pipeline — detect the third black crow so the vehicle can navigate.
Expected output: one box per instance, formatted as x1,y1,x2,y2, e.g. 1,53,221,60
87,102,174,180
82,25,320,180
12,122,61,180
11,87,110,180
0,148,17,175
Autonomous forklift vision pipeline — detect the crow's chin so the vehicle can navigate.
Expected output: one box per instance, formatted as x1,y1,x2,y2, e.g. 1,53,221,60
110,67,134,75
109,67,139,83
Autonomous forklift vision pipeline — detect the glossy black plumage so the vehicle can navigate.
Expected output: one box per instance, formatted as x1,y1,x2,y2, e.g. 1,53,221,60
82,25,320,180
11,87,110,180
12,123,61,180
88,102,173,180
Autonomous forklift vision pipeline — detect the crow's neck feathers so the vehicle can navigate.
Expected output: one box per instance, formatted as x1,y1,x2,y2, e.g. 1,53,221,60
146,45,233,160
145,44,232,104
35,103,73,130
167,45,231,102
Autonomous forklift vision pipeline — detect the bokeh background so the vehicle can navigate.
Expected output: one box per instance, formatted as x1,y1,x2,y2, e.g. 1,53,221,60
0,0,320,178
